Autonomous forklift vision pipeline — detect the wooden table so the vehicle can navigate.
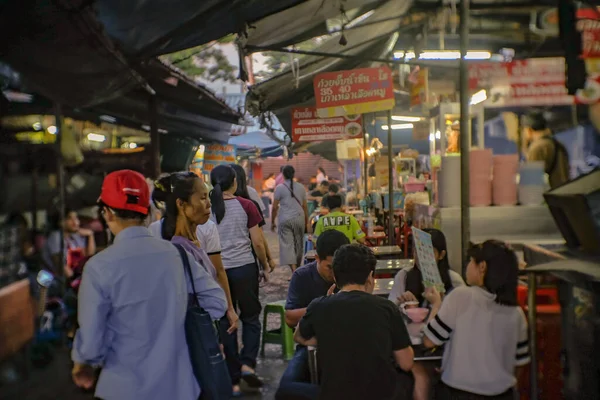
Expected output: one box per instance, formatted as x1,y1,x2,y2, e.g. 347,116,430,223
365,231,387,247
373,278,395,297
375,259,413,276
372,245,402,259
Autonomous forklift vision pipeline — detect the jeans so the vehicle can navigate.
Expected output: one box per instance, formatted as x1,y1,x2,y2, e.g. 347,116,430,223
437,382,517,400
219,262,262,385
275,346,320,400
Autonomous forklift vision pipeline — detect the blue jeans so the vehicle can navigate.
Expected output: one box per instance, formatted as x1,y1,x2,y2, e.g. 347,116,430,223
219,263,262,385
275,346,320,400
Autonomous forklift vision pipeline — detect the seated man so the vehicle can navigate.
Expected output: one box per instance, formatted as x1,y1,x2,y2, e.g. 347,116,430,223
295,244,414,400
275,230,350,400
313,195,365,244
320,183,342,208
310,180,329,198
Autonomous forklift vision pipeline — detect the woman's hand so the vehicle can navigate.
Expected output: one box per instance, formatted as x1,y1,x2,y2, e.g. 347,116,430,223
268,258,277,273
327,284,337,296
424,287,442,307
226,308,240,334
397,291,418,305
78,228,94,238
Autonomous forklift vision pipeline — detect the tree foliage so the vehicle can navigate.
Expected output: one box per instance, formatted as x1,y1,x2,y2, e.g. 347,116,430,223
254,38,321,81
161,35,238,83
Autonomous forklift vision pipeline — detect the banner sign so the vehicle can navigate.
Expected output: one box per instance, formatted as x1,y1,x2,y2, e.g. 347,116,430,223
409,67,429,108
203,144,236,172
313,66,395,118
291,107,363,143
577,7,600,58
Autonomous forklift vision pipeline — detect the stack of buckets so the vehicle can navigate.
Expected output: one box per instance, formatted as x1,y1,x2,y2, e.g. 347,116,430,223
469,149,493,206
518,161,546,205
492,154,519,205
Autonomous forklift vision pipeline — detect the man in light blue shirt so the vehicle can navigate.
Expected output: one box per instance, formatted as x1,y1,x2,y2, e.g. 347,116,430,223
72,170,227,400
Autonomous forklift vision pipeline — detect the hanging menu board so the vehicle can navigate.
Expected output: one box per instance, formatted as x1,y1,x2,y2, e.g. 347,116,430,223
411,227,446,293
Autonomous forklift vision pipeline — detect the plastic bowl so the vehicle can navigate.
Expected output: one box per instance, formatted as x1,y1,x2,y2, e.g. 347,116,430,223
404,307,429,323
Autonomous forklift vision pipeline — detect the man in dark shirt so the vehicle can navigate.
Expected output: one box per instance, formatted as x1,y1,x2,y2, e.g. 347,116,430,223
276,230,350,400
295,244,414,400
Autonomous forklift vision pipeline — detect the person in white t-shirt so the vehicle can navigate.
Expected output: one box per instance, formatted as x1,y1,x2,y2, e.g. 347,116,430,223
422,240,530,400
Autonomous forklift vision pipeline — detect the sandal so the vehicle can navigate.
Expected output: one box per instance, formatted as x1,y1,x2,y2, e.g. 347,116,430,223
241,371,264,388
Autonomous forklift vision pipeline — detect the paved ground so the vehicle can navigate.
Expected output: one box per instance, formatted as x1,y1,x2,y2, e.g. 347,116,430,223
0,223,292,400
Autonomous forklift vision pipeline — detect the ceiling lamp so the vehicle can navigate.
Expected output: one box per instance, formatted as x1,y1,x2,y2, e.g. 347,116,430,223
381,123,414,130
394,50,491,60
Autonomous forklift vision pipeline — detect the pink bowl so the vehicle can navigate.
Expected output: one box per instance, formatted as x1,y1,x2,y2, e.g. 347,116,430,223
404,307,429,323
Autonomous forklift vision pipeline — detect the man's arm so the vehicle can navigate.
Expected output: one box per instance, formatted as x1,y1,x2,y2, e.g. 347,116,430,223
393,347,414,372
72,262,110,366
285,308,307,329
271,199,280,230
294,326,317,346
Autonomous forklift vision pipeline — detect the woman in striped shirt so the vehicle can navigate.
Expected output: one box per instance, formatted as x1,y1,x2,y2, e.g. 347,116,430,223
422,240,530,400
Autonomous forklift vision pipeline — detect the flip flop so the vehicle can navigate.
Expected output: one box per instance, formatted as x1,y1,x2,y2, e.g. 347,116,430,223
241,371,264,388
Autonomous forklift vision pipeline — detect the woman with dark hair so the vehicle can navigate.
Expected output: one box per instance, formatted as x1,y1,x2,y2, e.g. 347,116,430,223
316,166,328,184
422,240,529,400
388,228,463,400
389,229,464,306
151,172,239,335
271,165,308,272
209,165,269,395
230,164,276,273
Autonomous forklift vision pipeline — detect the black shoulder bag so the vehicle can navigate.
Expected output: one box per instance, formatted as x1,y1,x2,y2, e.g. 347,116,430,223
174,244,232,400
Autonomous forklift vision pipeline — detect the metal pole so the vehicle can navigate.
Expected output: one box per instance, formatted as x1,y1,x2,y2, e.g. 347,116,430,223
148,95,161,178
459,0,471,267
387,110,394,245
527,272,538,398
362,115,369,199
31,166,38,242
54,103,66,294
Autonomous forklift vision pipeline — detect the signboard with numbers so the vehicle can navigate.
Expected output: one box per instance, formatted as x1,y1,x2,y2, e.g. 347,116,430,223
313,66,395,118
411,227,445,293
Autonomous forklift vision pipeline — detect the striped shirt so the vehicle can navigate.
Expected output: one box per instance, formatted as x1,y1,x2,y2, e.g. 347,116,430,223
424,286,530,396
211,197,262,270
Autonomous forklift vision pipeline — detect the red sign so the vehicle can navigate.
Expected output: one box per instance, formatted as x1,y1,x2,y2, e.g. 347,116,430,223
468,58,573,106
291,107,363,143
577,8,600,58
313,66,395,117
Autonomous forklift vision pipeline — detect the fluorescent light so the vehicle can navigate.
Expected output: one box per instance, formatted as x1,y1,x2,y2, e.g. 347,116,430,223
381,123,414,130
32,122,42,131
99,115,116,123
47,126,57,135
129,142,138,149
391,116,423,122
435,130,441,139
394,50,491,60
3,90,33,103
87,133,106,142
429,133,435,142
470,89,487,105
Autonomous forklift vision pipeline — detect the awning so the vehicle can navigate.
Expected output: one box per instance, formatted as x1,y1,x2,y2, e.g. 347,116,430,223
0,0,145,107
95,0,307,57
241,0,384,50
246,0,411,133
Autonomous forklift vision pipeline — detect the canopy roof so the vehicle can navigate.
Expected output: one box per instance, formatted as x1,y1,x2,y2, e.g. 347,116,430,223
246,0,411,132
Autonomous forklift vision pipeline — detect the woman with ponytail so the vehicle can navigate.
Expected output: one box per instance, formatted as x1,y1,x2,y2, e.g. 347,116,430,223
422,240,529,400
271,165,308,272
150,172,239,334
209,165,269,395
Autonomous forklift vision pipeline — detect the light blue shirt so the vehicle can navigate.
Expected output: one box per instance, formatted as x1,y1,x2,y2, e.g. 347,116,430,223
72,226,227,400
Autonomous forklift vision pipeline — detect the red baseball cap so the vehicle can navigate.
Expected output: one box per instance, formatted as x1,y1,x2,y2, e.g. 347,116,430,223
99,170,150,215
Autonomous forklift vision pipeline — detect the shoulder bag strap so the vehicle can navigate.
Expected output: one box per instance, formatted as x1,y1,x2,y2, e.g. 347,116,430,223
284,182,303,209
174,244,200,307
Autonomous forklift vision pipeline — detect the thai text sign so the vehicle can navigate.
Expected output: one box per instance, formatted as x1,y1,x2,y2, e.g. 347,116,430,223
203,144,236,172
313,66,395,118
470,57,600,106
577,7,600,58
468,58,573,106
291,107,363,143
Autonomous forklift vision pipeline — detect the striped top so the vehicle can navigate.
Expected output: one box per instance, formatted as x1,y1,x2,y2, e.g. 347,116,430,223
424,286,530,396
211,197,262,269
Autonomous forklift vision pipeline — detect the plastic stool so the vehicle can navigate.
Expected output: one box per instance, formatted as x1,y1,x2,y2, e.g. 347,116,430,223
261,300,295,360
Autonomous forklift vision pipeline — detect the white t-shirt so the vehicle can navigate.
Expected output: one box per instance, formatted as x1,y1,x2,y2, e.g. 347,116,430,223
424,286,530,396
388,267,465,303
148,219,221,255
247,186,266,213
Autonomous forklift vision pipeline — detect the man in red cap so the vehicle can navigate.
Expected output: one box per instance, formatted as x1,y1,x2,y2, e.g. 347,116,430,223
71,170,227,400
